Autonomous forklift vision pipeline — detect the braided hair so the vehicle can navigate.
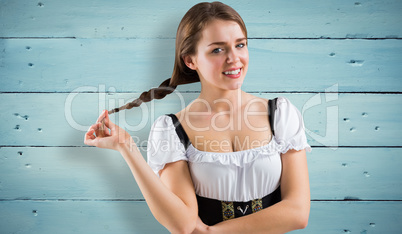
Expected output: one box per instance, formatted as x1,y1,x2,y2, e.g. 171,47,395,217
108,78,177,114
108,1,247,114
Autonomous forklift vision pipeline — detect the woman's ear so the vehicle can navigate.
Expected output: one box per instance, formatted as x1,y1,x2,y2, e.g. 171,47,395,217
183,55,197,70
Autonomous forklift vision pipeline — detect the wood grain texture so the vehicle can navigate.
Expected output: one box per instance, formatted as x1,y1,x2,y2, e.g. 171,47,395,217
1,147,401,200
0,93,401,146
0,200,400,234
1,0,401,38
0,200,167,234
1,39,401,92
1,0,401,232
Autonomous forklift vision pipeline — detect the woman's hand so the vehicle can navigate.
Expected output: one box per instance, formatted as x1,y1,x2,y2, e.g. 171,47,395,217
191,217,211,234
84,110,133,151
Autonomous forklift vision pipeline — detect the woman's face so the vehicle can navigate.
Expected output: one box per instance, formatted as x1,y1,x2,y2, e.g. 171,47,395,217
185,19,249,91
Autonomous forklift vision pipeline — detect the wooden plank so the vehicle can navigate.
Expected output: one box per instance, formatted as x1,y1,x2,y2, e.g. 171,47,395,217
0,0,401,38
1,0,400,232
308,148,402,200
297,201,402,234
0,147,144,200
1,147,401,200
0,200,401,233
1,39,402,92
0,200,167,234
0,93,401,147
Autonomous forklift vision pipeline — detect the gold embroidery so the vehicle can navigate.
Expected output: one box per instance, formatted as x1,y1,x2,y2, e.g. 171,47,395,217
221,201,235,221
252,199,263,213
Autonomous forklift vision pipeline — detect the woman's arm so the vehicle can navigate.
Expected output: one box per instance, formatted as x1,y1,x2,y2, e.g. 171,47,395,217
85,111,198,234
205,149,310,234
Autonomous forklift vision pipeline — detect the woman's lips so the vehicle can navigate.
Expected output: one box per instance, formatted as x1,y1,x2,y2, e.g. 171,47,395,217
222,68,242,79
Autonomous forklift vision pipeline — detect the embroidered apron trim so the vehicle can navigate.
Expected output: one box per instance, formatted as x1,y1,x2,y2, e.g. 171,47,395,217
197,186,281,226
221,201,235,221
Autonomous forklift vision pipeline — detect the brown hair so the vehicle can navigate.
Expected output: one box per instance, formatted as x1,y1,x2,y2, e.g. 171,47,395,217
109,1,247,114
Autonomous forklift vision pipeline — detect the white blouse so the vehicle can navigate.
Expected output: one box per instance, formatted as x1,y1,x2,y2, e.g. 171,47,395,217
147,97,311,202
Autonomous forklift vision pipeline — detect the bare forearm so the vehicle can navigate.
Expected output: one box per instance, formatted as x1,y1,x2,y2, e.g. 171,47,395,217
118,140,197,233
210,199,310,234
85,111,197,232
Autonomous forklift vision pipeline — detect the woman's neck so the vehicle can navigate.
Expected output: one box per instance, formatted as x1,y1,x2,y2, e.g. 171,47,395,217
197,87,247,113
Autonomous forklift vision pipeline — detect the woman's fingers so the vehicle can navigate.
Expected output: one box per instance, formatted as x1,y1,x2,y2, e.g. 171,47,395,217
98,120,106,137
103,111,116,135
92,122,102,137
102,120,111,136
86,128,95,137
96,110,106,123
84,110,125,150
95,110,112,137
84,126,97,146
86,123,102,137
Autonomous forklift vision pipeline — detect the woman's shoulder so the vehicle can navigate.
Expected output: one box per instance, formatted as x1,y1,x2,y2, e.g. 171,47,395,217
242,94,297,114
151,114,175,131
241,93,269,111
275,96,299,114
244,95,299,121
246,95,294,104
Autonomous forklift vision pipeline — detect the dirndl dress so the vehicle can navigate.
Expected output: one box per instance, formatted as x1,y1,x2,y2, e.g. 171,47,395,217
147,97,311,225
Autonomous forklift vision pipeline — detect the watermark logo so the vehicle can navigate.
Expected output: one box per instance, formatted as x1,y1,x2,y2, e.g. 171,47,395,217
64,84,187,132
65,84,339,150
302,84,339,149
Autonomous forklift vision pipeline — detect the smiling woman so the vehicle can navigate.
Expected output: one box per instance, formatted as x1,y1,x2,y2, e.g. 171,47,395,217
84,2,310,233
183,20,249,91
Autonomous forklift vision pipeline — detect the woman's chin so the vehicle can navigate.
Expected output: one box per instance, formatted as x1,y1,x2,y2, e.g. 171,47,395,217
229,81,243,90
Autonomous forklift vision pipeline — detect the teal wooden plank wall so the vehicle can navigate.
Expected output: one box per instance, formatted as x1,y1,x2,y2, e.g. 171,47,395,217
1,0,401,233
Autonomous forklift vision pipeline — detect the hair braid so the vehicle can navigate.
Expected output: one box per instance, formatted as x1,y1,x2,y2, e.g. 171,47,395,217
108,78,177,114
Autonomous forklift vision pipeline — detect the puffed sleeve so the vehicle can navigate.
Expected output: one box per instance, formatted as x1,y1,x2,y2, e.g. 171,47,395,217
274,97,312,154
147,115,187,176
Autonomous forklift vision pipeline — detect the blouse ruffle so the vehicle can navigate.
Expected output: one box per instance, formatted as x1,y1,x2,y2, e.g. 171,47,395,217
186,140,280,167
146,115,186,175
274,97,312,154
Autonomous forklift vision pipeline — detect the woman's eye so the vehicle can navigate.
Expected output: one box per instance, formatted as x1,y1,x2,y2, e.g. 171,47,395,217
212,48,223,53
237,43,246,48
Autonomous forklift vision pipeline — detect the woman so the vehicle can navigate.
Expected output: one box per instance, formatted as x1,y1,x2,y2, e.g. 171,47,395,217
85,2,311,233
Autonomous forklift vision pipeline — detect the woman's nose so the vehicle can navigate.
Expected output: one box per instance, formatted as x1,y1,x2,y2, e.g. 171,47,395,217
226,49,240,63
